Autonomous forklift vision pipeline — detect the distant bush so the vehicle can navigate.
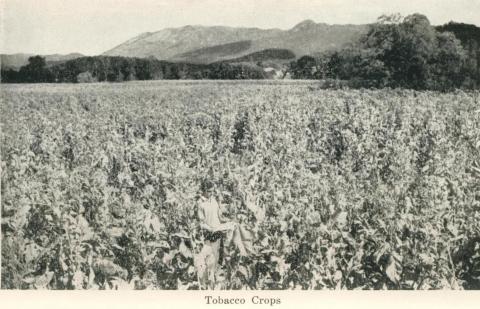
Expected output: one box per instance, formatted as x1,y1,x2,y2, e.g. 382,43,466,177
76,71,97,83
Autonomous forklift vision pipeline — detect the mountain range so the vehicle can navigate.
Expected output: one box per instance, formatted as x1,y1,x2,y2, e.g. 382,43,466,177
3,20,479,73
0,20,367,72
104,20,368,63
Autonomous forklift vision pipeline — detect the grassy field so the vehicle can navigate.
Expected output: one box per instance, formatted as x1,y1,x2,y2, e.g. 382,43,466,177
1,81,479,290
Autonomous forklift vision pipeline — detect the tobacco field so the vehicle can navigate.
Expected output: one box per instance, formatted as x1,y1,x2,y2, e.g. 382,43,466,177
1,81,480,290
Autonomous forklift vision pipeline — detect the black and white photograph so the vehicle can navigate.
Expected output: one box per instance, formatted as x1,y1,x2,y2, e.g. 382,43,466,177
1,0,479,299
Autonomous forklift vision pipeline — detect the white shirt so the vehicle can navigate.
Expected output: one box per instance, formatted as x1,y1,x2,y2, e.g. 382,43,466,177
198,196,235,232
198,197,222,230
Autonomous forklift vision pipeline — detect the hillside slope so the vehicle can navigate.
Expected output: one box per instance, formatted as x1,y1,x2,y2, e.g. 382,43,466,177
104,25,282,60
171,41,253,64
223,49,296,63
104,20,368,63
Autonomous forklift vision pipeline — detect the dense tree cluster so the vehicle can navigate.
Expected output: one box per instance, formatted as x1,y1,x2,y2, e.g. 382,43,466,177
436,22,480,89
1,56,55,83
1,56,266,83
290,14,480,91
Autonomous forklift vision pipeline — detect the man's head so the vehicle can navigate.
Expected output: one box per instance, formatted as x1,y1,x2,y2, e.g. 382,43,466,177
201,179,214,198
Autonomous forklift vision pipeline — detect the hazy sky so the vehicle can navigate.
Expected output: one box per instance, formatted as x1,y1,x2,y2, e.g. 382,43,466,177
1,0,480,55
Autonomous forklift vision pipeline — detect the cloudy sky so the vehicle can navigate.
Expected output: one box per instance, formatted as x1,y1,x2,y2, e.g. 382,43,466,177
1,0,480,55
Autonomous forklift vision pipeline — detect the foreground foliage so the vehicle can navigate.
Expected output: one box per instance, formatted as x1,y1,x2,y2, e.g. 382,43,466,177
1,81,479,289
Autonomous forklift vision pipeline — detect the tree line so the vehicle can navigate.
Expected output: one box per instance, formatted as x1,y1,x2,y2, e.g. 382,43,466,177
290,15,480,91
1,56,266,83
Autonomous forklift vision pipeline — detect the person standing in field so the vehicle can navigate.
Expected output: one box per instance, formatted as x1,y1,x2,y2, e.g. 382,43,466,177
197,180,248,254
195,180,249,288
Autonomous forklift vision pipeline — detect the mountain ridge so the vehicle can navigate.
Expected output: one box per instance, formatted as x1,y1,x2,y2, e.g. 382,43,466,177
103,20,368,63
